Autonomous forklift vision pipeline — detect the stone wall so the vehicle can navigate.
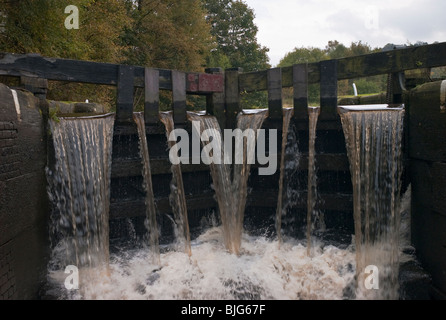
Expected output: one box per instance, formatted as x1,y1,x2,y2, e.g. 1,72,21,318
0,83,49,300
408,81,446,299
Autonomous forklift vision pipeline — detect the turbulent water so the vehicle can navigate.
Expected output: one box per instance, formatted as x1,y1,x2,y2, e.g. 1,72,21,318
187,110,268,255
339,105,405,300
45,227,357,300
43,106,410,300
46,114,115,288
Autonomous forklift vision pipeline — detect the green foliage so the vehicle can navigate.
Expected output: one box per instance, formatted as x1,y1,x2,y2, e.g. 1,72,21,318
48,106,60,123
122,0,213,72
0,0,216,110
203,0,270,72
203,0,270,108
349,77,386,96
0,0,130,110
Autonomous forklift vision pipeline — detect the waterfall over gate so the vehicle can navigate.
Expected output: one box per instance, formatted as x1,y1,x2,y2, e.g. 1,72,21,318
339,105,405,299
46,114,115,291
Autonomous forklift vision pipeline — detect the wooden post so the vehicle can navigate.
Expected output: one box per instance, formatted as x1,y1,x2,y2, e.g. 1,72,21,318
144,68,160,125
205,67,225,130
225,68,242,129
116,65,134,123
267,67,283,120
386,72,405,104
20,76,48,100
320,60,338,119
172,70,187,125
293,64,308,120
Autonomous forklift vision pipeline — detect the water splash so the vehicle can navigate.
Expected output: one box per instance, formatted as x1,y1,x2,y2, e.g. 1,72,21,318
339,105,405,299
134,112,160,265
188,110,267,255
160,112,191,256
53,227,356,300
46,114,114,289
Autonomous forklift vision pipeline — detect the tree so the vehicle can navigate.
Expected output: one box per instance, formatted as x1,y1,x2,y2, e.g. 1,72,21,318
0,0,131,109
122,0,213,72
203,0,271,108
121,0,215,110
203,0,270,72
0,0,129,62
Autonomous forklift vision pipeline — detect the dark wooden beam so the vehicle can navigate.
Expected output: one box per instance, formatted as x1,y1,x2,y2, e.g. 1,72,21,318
247,191,353,212
116,65,134,123
320,60,338,119
172,70,187,124
144,68,160,125
225,68,242,129
238,41,446,92
205,68,225,130
110,193,217,218
0,52,224,94
267,68,283,120
293,64,308,120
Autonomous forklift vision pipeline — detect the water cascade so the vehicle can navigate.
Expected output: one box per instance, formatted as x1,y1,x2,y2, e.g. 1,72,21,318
306,106,323,256
275,108,294,245
134,112,160,265
188,110,267,255
42,105,407,300
338,105,405,299
46,114,115,287
159,112,191,256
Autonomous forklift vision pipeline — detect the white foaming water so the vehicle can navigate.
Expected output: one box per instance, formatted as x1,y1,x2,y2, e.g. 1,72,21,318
46,227,357,300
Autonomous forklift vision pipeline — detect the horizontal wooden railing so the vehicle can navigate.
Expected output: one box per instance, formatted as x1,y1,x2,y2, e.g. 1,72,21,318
2,41,446,126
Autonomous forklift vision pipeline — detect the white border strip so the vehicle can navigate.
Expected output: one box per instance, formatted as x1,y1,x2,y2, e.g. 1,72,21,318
10,89,21,121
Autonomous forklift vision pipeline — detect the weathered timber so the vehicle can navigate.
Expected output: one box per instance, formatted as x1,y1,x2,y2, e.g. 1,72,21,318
238,42,446,92
267,68,283,120
109,193,217,219
116,65,134,123
0,52,224,94
225,68,242,129
172,70,187,124
297,153,350,172
293,64,308,120
320,60,338,120
111,153,350,179
111,158,210,178
205,68,225,130
247,192,353,212
144,68,160,125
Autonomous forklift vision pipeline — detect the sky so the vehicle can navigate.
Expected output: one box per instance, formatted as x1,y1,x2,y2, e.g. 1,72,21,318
243,0,446,67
